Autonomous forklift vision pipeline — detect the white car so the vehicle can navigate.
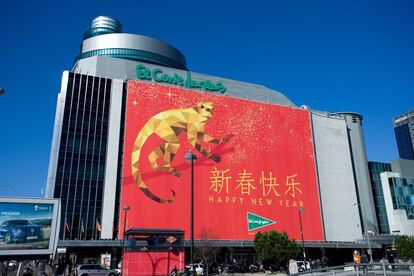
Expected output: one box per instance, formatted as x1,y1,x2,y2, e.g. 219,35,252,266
185,263,205,275
76,264,118,276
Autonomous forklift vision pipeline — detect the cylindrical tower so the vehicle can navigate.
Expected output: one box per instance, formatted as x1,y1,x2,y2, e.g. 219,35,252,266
75,16,187,70
83,16,123,39
336,112,379,235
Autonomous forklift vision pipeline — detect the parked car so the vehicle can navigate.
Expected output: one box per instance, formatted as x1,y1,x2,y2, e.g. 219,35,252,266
76,264,118,276
185,263,205,275
0,220,43,244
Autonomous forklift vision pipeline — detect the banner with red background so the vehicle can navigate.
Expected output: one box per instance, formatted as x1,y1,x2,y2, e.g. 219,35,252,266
120,81,324,241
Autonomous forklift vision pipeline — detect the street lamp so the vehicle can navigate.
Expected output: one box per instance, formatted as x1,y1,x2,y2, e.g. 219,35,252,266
298,207,306,261
122,205,130,274
366,230,374,263
353,202,373,263
184,151,197,269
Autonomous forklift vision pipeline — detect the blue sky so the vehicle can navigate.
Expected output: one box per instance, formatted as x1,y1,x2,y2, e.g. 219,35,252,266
0,0,413,197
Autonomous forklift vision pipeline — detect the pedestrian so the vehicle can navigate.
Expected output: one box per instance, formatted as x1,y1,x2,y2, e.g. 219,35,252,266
321,256,328,268
353,250,361,272
388,254,395,271
360,254,368,274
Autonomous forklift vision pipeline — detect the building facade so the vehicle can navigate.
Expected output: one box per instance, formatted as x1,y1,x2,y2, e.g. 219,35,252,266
368,159,414,236
393,109,414,160
46,16,383,264
380,171,414,236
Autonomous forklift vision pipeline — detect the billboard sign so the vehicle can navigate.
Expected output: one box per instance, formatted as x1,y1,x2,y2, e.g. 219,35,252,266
0,197,60,256
121,81,324,241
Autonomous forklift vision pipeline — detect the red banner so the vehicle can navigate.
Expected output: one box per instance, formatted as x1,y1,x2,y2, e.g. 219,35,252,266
120,81,324,241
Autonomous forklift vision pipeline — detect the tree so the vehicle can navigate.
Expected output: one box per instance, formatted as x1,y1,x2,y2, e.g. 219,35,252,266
394,235,414,261
254,230,300,270
196,227,219,275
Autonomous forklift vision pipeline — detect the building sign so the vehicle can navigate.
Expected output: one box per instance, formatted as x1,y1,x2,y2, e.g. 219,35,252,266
120,81,324,241
136,64,226,93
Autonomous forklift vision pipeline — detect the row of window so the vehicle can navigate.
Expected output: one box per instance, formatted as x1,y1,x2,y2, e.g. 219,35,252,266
58,148,107,159
63,114,109,126
64,98,109,112
75,48,186,70
57,160,106,173
63,205,103,215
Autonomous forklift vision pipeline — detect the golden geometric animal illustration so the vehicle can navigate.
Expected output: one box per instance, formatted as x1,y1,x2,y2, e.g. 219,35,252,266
131,101,230,203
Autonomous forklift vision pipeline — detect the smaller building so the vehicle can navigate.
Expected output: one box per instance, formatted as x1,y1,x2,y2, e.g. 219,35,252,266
393,109,414,160
368,159,414,236
380,172,414,236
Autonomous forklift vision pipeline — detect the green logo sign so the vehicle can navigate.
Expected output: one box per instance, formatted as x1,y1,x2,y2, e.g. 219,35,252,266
136,64,226,93
247,212,276,231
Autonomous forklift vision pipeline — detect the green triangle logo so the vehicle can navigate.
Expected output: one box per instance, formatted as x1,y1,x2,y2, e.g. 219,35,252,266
247,212,276,231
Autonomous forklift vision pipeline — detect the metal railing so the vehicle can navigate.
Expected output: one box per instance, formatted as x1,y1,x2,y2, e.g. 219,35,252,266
290,262,414,276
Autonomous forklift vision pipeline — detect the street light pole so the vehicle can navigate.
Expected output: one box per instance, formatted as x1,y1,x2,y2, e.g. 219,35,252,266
367,230,373,263
184,151,197,270
353,202,373,263
298,207,306,261
122,205,130,275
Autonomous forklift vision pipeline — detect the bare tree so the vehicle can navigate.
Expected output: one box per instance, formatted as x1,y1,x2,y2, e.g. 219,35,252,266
196,227,219,275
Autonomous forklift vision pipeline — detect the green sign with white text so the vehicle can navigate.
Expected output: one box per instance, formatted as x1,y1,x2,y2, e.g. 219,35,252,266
247,212,276,231
136,64,226,93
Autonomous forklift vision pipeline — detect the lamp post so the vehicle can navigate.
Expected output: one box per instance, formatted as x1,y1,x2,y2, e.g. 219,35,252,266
353,202,373,263
298,207,306,261
367,230,374,263
184,151,197,270
122,205,130,274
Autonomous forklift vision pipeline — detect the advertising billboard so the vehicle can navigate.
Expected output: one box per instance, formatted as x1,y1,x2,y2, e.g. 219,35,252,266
121,81,324,241
0,197,60,256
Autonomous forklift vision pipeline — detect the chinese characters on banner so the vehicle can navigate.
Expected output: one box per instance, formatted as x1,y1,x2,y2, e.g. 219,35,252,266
209,167,304,208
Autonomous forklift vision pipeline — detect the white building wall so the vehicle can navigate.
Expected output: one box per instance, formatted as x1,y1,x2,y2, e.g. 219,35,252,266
311,112,362,241
46,72,69,198
380,172,414,236
101,79,124,239
339,113,378,233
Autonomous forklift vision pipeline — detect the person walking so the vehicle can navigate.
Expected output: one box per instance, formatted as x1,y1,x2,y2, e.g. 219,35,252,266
360,254,368,273
388,253,396,271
